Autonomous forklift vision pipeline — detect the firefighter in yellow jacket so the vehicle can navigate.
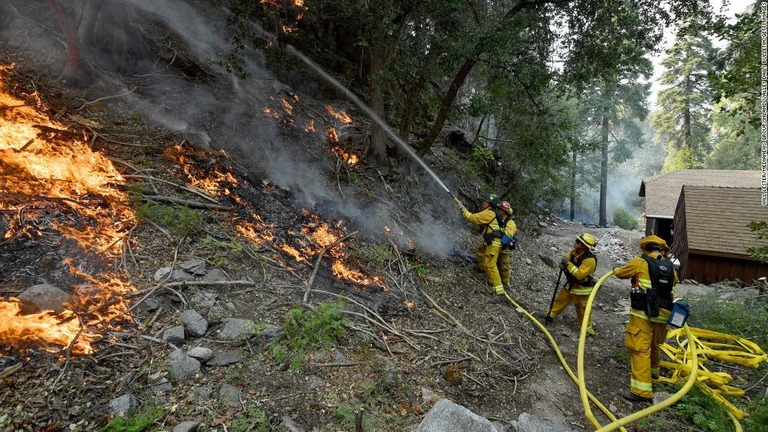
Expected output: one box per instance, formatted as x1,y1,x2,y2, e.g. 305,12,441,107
546,233,598,335
613,235,678,403
455,194,517,300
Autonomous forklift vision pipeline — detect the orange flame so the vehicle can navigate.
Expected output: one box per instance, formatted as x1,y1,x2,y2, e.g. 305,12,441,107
0,64,135,355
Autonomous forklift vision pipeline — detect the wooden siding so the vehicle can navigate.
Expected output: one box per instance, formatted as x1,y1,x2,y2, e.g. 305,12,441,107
683,253,768,285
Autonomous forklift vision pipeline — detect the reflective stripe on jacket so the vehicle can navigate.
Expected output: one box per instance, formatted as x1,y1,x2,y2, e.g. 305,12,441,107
564,250,596,295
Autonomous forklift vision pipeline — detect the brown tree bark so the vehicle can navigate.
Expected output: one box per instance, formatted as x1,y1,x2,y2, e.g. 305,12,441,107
44,0,89,86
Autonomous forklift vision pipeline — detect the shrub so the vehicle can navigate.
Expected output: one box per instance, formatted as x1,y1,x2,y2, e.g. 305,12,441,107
100,407,162,432
613,207,639,230
283,300,348,351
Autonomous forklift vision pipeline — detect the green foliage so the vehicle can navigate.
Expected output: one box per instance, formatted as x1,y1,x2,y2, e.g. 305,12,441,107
468,147,496,178
705,100,760,169
689,287,768,350
744,395,768,431
283,301,348,351
136,202,203,237
229,406,272,432
673,386,732,431
746,221,768,263
352,244,393,272
612,208,639,230
611,347,629,364
99,407,162,432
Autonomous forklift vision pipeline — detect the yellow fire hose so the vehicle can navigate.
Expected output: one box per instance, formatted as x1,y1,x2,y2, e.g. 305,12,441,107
499,269,766,431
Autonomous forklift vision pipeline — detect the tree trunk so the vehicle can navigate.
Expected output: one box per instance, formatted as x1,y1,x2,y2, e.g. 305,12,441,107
367,50,391,166
45,0,89,86
599,113,609,227
416,58,477,156
570,148,576,221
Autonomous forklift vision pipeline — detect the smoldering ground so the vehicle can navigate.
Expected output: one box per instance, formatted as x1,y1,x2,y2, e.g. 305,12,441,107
0,0,461,256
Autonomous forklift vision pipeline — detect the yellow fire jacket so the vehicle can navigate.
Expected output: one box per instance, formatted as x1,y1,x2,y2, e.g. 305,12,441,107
614,251,679,323
462,208,517,247
563,250,597,295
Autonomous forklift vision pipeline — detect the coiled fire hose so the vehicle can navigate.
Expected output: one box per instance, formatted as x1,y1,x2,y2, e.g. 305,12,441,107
501,269,767,431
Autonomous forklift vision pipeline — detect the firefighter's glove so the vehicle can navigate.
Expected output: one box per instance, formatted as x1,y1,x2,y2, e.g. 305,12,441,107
559,257,568,270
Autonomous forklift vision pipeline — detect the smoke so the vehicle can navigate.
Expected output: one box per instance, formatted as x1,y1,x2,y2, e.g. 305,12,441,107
0,0,460,256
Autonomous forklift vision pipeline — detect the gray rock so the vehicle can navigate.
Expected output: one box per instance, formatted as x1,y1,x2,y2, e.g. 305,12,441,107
169,349,201,381
308,376,325,390
187,347,214,363
17,284,71,314
139,297,162,313
163,325,186,346
180,258,207,276
219,383,241,408
219,318,255,341
153,267,172,282
173,421,201,432
172,269,194,281
257,324,283,341
417,399,498,432
512,412,576,432
107,394,138,416
150,377,173,395
653,391,674,404
281,415,305,432
180,309,208,337
191,386,213,401
206,350,241,367
191,291,218,308
203,268,228,282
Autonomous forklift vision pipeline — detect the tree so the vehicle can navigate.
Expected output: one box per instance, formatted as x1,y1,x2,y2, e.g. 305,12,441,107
651,20,719,171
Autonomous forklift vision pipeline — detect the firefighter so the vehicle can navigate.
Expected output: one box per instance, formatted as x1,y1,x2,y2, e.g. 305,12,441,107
455,194,517,302
545,233,598,336
613,235,678,403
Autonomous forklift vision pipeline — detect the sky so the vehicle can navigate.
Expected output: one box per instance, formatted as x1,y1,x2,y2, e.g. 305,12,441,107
648,0,754,108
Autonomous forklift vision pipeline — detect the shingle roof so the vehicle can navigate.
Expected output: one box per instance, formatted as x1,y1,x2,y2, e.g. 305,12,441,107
641,170,761,218
679,186,768,257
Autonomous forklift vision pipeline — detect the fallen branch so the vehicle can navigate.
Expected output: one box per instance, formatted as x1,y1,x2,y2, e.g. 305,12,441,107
309,361,365,367
77,87,136,111
0,363,22,380
417,288,469,333
141,195,234,211
124,174,223,205
303,230,358,304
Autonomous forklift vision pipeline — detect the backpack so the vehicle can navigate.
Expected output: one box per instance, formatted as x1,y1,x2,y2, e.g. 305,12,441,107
641,255,675,317
482,210,515,249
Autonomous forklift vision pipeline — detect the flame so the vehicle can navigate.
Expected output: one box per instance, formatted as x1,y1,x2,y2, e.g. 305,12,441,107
326,126,360,166
0,64,135,355
260,0,307,33
325,105,353,124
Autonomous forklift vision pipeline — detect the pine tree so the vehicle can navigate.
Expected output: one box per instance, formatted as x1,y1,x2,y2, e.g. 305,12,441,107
651,23,718,171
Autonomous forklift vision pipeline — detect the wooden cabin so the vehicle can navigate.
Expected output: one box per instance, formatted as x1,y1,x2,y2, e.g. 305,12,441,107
669,186,768,285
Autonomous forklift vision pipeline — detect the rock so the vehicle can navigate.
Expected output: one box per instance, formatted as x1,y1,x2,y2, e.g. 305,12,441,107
187,347,214,363
16,284,71,314
180,309,208,337
173,421,201,432
149,377,173,395
171,269,194,281
417,399,498,432
169,349,200,381
511,412,576,432
206,350,241,367
256,324,283,341
153,267,172,282
281,415,305,432
308,376,325,390
180,258,207,276
203,268,228,282
107,394,138,417
190,386,213,401
163,325,186,346
219,318,255,341
219,383,241,408
191,291,218,308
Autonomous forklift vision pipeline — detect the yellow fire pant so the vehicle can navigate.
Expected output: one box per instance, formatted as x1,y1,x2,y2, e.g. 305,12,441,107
625,314,668,398
475,243,509,294
549,288,593,332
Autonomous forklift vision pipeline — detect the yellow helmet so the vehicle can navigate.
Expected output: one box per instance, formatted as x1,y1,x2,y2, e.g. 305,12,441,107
576,233,596,250
640,235,669,252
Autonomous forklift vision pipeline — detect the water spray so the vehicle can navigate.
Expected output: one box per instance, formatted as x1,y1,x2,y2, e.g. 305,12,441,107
238,16,459,202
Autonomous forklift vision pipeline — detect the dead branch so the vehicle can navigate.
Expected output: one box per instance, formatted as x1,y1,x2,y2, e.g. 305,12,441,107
141,195,234,211
303,230,358,304
417,288,469,333
124,174,223,205
77,87,136,111
0,363,23,380
309,361,365,367
430,357,473,367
